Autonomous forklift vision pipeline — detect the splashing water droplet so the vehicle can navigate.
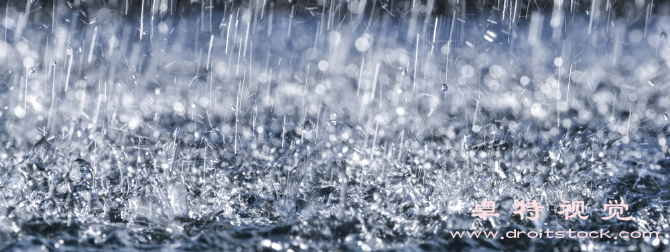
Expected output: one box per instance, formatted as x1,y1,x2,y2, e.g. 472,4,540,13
441,84,449,91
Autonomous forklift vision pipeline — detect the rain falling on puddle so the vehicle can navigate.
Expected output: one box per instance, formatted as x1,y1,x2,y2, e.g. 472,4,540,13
0,0,669,251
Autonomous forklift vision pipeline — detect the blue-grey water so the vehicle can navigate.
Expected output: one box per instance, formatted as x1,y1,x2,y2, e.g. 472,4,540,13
0,0,669,251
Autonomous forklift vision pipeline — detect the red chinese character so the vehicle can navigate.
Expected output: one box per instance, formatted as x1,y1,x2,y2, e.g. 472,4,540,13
557,200,589,220
513,200,544,220
602,199,632,221
471,199,500,220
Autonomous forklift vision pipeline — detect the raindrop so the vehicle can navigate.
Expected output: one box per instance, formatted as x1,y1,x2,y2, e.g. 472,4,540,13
441,84,449,91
